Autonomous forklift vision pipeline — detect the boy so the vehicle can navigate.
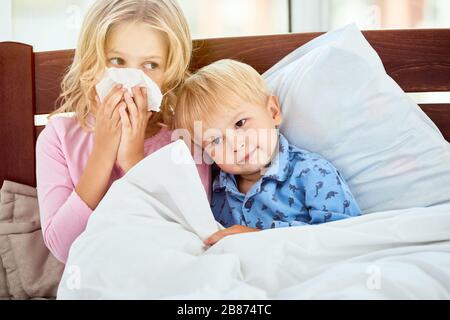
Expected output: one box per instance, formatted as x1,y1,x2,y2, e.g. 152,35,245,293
174,59,361,245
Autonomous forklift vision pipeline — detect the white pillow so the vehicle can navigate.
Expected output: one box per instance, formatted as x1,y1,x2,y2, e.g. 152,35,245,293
263,24,450,213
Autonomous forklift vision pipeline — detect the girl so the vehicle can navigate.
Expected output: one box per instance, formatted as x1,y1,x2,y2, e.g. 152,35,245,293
36,0,210,263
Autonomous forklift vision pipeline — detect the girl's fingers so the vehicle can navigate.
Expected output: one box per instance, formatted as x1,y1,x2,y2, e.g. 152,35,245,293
124,92,139,120
103,84,123,103
112,102,125,127
104,88,125,117
119,105,131,129
141,87,148,104
132,86,147,112
94,95,102,116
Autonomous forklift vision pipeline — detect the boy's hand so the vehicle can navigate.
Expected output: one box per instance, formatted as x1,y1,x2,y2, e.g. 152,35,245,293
203,225,260,246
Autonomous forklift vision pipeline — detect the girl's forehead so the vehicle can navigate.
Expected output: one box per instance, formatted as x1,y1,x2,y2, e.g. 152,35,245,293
107,22,168,57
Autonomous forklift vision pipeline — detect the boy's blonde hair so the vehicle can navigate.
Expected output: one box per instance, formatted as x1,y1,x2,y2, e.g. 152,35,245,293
174,59,269,137
51,0,192,131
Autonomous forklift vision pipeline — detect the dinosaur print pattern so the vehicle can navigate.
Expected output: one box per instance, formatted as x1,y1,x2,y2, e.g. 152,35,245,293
297,168,311,178
288,197,295,207
326,191,339,200
315,181,324,197
318,168,331,177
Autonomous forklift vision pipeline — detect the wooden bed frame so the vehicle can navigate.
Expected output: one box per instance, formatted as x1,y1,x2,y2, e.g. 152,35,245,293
1,29,449,188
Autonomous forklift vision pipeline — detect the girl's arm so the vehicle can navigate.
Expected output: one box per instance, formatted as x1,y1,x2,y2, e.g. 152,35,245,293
74,147,116,211
36,88,123,263
36,122,95,263
36,121,122,263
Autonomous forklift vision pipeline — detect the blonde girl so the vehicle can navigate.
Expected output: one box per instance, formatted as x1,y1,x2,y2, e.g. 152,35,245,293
36,0,210,263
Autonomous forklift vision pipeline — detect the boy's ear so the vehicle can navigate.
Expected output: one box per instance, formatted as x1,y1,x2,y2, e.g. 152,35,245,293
267,95,283,126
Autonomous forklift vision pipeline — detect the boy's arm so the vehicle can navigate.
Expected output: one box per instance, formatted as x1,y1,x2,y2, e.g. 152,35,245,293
302,158,362,224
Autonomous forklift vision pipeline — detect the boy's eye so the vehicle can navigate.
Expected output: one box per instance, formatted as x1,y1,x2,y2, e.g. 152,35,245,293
109,57,124,66
211,137,222,146
144,62,158,70
235,119,246,128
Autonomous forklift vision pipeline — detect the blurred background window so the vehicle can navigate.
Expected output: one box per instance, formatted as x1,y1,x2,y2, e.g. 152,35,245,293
179,0,289,39
5,0,96,51
0,0,289,51
0,0,449,51
292,0,450,32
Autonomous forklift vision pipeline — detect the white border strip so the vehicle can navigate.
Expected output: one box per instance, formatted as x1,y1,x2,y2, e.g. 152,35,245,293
407,92,450,105
34,114,48,126
35,112,75,126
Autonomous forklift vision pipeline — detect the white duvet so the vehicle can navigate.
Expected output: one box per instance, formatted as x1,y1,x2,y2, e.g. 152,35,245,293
58,141,450,299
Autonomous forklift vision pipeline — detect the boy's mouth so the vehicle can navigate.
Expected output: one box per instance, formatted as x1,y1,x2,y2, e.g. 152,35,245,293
237,147,257,164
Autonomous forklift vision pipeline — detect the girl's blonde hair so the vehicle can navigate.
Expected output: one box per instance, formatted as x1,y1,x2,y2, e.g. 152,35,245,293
50,0,192,131
174,59,269,136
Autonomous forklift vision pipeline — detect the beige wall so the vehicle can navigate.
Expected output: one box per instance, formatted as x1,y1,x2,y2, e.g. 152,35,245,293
377,0,425,28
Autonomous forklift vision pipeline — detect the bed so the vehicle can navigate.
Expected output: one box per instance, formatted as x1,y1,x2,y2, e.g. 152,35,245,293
1,28,450,188
1,28,450,299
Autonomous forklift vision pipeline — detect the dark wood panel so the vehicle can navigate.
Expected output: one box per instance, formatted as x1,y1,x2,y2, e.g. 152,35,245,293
364,29,450,92
0,42,36,187
191,29,450,92
35,126,45,139
420,104,450,142
34,29,450,115
35,50,74,115
191,32,320,77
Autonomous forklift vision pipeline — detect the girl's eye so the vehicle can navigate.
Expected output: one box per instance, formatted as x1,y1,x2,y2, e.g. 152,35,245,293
109,58,124,66
144,62,158,70
235,119,246,128
211,137,222,146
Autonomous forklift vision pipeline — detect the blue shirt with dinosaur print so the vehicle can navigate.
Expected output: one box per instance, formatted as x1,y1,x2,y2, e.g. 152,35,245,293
211,134,361,229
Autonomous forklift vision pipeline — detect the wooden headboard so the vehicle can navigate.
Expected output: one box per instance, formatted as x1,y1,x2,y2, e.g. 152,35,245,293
1,29,449,188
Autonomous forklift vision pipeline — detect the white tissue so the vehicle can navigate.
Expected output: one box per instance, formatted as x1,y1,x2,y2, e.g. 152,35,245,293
95,67,163,112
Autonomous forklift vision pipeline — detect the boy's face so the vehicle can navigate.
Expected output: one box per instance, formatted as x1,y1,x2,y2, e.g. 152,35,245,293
199,96,283,176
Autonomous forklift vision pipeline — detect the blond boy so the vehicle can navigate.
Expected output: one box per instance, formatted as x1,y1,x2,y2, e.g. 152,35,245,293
175,59,361,245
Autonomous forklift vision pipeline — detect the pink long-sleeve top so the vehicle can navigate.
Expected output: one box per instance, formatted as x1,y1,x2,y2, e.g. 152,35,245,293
36,115,211,263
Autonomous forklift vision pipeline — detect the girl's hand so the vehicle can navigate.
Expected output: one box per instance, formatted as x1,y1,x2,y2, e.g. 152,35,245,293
117,86,153,172
203,225,260,246
92,85,124,164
